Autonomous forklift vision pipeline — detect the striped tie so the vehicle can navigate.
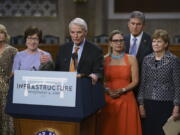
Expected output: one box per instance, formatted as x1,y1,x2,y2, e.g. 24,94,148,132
129,37,137,56
69,46,79,72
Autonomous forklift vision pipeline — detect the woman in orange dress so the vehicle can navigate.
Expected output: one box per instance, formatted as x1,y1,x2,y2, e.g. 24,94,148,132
99,30,142,135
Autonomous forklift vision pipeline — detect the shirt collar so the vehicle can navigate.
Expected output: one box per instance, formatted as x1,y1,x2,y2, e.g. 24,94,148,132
73,38,85,50
130,31,143,41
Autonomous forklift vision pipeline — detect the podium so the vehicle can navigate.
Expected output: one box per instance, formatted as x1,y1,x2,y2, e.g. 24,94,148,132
6,71,105,135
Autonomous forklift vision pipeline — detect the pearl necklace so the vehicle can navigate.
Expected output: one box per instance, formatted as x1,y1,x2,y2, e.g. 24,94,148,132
111,52,125,59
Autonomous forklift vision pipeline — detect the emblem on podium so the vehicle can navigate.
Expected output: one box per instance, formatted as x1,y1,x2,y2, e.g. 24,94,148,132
36,128,60,135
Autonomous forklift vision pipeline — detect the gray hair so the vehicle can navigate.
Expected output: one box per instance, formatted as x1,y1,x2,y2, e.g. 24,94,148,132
69,17,88,32
129,11,145,24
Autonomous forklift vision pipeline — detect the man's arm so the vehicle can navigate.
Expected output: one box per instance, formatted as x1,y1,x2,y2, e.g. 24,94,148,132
90,46,104,84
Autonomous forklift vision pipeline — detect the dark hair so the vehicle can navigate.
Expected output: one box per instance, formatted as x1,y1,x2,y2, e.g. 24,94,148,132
108,30,124,41
24,26,42,43
129,11,145,24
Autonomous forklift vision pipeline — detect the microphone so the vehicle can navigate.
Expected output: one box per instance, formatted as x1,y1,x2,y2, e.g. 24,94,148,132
72,53,78,60
32,66,37,71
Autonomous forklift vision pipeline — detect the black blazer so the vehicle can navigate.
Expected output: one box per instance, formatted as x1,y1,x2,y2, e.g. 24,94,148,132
55,40,104,78
124,32,153,67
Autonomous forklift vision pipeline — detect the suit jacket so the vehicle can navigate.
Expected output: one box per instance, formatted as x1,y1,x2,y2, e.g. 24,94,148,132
124,32,153,68
55,40,104,79
124,32,153,97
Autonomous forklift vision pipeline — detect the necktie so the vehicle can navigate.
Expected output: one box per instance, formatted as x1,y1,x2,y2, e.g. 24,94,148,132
129,37,137,56
69,46,79,72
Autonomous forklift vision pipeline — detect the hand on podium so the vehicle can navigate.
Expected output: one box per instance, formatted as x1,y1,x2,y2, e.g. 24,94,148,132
76,73,98,85
89,73,98,85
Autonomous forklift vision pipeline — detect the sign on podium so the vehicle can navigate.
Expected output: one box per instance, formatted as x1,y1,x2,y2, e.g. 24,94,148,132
13,70,77,107
6,70,105,135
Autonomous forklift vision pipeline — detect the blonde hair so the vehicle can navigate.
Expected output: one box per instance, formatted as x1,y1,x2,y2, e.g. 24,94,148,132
0,24,10,42
107,29,124,56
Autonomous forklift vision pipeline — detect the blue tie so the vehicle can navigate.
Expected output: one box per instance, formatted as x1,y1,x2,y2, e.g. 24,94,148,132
129,38,137,56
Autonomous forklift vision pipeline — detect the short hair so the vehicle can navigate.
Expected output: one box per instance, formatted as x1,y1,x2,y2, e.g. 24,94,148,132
24,26,42,43
108,29,124,41
0,24,10,42
152,29,170,44
129,11,145,24
69,18,88,32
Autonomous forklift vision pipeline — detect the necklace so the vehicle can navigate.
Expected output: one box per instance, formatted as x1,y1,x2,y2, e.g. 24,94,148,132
111,52,125,59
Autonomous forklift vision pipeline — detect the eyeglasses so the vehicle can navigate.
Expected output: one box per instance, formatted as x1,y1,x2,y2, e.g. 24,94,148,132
111,39,124,43
27,37,39,41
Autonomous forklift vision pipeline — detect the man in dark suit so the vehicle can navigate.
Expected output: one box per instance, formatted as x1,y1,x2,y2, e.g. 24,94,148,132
124,11,153,96
55,18,103,85
125,11,153,68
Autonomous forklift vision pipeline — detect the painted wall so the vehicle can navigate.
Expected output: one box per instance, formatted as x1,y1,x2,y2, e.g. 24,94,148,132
107,19,180,44
0,0,180,45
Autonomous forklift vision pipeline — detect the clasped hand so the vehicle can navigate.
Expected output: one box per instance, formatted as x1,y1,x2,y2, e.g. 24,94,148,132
106,88,125,98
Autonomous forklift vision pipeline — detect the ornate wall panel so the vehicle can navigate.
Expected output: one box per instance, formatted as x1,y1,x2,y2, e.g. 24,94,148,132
0,0,58,17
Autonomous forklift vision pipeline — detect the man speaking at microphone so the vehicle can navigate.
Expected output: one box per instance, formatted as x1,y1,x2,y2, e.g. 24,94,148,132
55,18,104,84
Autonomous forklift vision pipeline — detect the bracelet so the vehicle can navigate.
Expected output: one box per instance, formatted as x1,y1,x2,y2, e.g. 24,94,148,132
122,88,126,93
105,87,109,92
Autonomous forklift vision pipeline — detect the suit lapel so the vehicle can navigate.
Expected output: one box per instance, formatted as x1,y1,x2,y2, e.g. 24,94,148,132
67,43,74,67
77,41,89,70
136,33,147,57
125,34,131,53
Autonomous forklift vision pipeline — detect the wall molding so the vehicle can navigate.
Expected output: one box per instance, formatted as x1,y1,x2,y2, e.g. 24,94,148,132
108,0,180,19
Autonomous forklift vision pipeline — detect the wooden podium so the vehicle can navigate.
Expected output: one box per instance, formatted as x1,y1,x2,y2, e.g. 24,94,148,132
6,72,105,135
15,114,97,135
